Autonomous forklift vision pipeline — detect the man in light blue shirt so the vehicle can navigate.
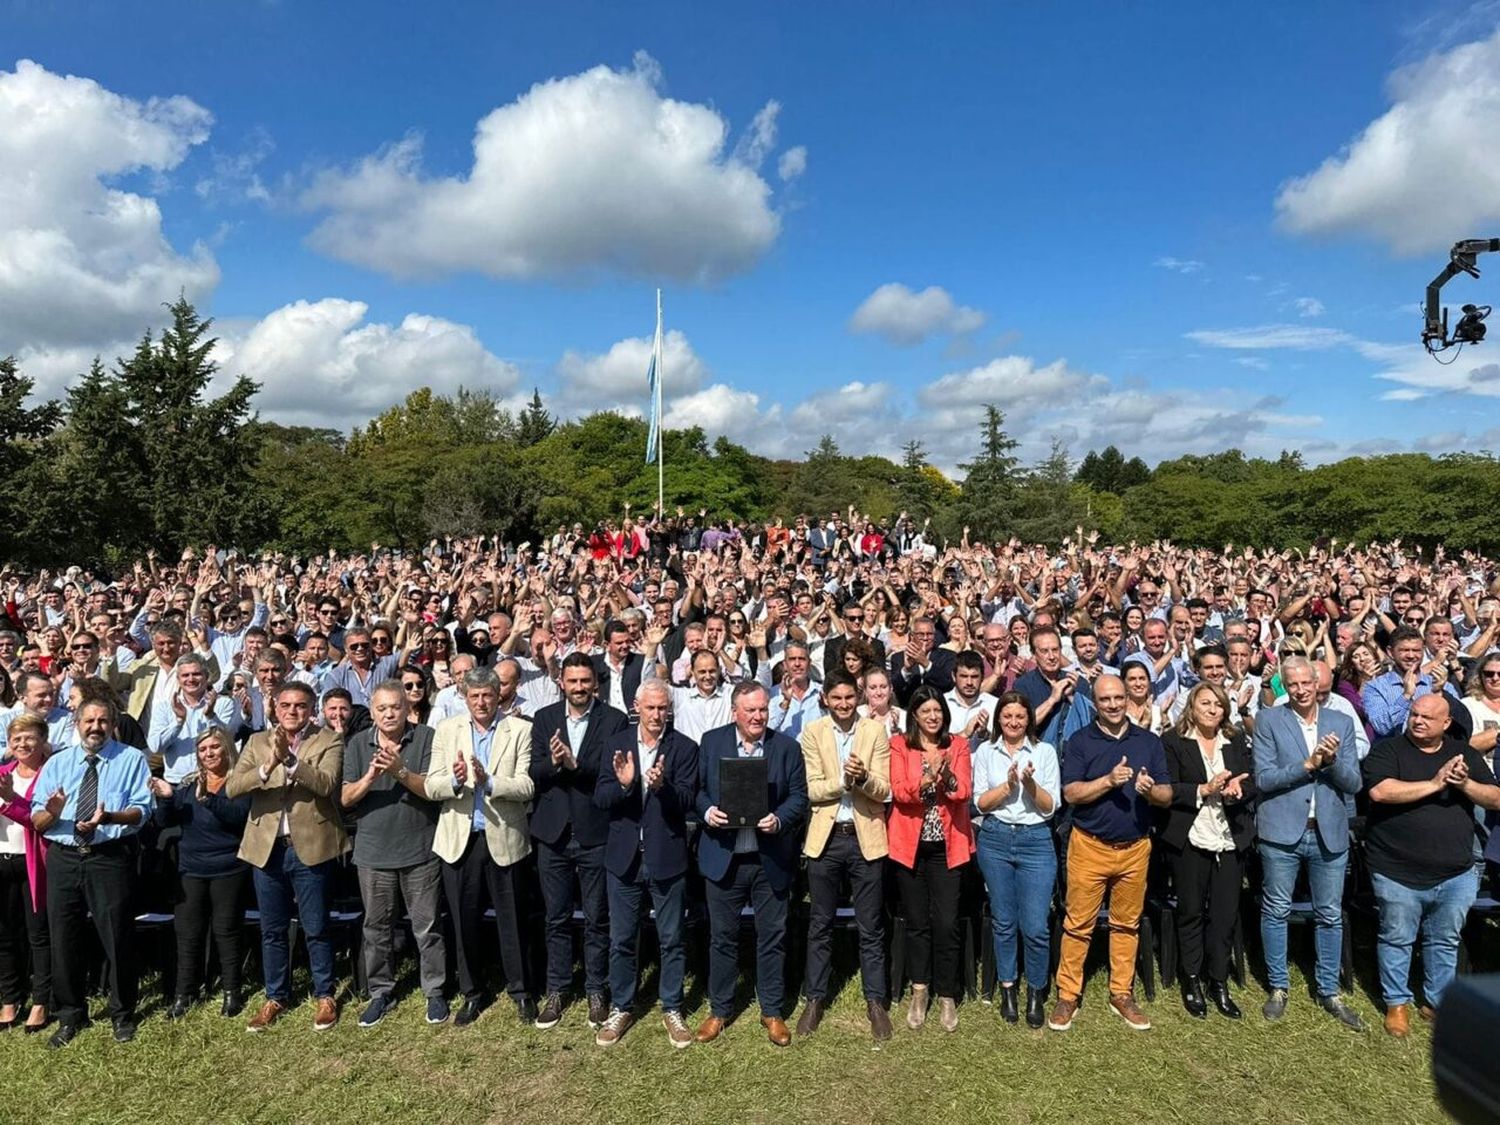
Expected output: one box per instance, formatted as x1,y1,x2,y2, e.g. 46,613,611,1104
146,653,242,780
763,641,823,740
1363,627,1461,739
31,696,151,1047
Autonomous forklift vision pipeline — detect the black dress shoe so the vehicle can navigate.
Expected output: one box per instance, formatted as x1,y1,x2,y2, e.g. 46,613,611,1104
49,1023,84,1049
1181,975,1208,1019
455,996,486,1027
113,1017,137,1043
1025,987,1047,1030
221,990,244,1019
166,996,192,1020
1208,980,1242,1020
513,996,537,1024
998,984,1019,1024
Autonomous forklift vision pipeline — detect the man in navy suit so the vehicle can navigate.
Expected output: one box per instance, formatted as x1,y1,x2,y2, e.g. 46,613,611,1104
591,679,698,1049
693,681,809,1046
529,653,629,1031
592,620,645,716
890,615,956,707
1253,656,1364,1030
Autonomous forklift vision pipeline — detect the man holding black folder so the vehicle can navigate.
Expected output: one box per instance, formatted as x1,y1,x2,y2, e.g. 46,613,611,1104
694,681,809,1046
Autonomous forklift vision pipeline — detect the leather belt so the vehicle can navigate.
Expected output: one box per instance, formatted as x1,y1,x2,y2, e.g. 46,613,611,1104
832,822,858,836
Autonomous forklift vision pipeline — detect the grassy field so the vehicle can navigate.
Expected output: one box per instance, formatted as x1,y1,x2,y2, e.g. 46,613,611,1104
0,944,1448,1125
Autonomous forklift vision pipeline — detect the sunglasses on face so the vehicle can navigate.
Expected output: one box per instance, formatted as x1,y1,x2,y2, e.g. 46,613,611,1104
347,642,370,652
403,681,424,691
1482,670,1500,680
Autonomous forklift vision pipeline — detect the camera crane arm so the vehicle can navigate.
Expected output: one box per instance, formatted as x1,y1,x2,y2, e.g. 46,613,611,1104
1424,238,1500,353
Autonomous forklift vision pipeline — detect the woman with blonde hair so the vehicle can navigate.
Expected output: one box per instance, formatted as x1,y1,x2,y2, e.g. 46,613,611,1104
148,725,253,1019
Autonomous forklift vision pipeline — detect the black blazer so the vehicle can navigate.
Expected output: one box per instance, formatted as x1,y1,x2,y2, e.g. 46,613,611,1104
528,700,630,848
1160,729,1258,852
593,728,699,882
889,647,956,707
693,725,809,893
592,652,645,714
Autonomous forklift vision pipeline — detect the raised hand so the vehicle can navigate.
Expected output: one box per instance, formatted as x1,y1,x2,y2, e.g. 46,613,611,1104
1134,765,1156,795
451,755,468,786
1221,772,1249,802
1109,755,1133,788
147,777,174,800
612,749,636,789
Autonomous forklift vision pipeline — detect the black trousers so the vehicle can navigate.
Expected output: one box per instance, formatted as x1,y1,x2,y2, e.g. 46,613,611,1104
174,870,248,997
0,853,49,1007
1169,843,1242,983
896,840,964,998
805,830,886,1002
441,832,530,1003
705,853,788,1019
48,842,137,1027
535,833,609,996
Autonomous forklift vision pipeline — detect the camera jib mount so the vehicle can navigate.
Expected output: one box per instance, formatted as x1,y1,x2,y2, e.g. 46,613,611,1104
1423,238,1498,357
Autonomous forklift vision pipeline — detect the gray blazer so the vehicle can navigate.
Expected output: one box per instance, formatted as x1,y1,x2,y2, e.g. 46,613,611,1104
1252,703,1361,851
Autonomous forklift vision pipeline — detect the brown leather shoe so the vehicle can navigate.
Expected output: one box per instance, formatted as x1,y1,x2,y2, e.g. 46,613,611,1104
1046,996,1078,1031
868,1000,893,1041
1108,993,1151,1031
694,1015,725,1043
313,996,338,1032
795,999,824,1036
246,999,285,1033
760,1015,791,1047
1384,1003,1410,1038
1419,1004,1437,1023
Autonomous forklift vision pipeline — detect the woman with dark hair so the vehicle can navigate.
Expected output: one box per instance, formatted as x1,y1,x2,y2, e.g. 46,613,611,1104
1160,682,1256,1020
888,684,974,1032
972,691,1060,1028
401,666,435,726
1336,640,1382,746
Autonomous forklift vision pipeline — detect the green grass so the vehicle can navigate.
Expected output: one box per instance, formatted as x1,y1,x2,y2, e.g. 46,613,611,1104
0,955,1445,1125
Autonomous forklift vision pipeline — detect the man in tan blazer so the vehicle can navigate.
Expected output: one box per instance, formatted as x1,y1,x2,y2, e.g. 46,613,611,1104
425,662,536,1026
226,679,346,1034
796,670,894,1040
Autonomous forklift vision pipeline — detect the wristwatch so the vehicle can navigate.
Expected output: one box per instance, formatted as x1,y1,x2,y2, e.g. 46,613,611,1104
396,766,410,782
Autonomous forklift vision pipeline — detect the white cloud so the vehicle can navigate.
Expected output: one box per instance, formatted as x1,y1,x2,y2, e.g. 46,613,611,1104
1235,356,1270,370
555,329,708,414
211,299,520,429
1276,29,1500,254
303,52,790,283
848,283,986,346
777,145,807,182
1185,324,1355,350
0,59,220,353
1293,296,1326,318
1154,256,1205,274
733,100,781,169
195,127,274,204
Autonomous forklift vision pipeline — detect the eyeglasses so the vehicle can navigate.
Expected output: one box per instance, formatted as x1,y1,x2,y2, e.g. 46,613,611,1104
1403,616,1425,624
318,608,338,616
372,636,392,646
402,682,425,692
69,643,95,651
844,614,864,623
347,642,370,652
1482,670,1500,680
270,619,288,628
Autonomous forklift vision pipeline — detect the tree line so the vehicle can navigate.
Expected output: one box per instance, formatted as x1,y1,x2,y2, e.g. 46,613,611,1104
2,298,1498,567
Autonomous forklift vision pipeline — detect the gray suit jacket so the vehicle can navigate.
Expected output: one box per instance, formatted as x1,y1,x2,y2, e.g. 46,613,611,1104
1252,703,1361,851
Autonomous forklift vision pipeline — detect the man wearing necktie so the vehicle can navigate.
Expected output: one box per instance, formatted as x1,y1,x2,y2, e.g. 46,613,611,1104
694,681,809,1046
31,696,152,1048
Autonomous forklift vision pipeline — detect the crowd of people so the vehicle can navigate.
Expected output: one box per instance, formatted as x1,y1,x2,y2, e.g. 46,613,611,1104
0,506,1497,1050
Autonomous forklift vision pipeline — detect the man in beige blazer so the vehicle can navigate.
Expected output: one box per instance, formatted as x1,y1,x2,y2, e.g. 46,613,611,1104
109,618,219,736
425,662,536,1026
796,669,894,1040
226,679,347,1034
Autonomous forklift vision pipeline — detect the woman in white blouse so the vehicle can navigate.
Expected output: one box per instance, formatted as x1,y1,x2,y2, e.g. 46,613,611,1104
1160,683,1257,1022
971,692,1059,1029
858,667,906,739
1463,652,1500,771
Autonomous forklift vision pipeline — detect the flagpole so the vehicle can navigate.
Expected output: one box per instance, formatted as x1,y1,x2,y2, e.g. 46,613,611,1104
655,287,664,517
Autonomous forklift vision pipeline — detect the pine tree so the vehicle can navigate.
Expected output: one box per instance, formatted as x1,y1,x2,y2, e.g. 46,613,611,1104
516,388,556,447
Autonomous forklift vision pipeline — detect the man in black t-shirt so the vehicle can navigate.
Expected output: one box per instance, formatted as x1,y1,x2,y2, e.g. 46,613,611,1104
1362,694,1500,1038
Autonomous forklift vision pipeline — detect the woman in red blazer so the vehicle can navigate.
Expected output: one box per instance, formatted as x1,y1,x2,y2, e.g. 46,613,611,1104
890,684,974,1033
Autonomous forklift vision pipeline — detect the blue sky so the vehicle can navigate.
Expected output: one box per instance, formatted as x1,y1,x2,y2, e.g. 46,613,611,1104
4,0,1500,470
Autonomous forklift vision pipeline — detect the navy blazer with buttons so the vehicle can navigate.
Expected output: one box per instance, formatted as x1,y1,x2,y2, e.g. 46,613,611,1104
694,723,809,893
592,651,645,715
593,727,699,882
528,699,629,848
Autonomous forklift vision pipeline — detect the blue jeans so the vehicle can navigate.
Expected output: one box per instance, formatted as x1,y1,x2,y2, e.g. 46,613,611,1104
1259,828,1347,996
252,838,336,1004
1373,867,1478,1008
606,860,687,1013
975,820,1056,989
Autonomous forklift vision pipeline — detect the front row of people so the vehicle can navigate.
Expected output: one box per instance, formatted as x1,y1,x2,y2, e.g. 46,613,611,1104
3,653,1494,1049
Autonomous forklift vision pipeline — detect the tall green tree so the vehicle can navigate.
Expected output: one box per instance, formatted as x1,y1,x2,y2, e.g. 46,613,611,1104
516,388,556,447
0,356,65,560
950,404,1020,542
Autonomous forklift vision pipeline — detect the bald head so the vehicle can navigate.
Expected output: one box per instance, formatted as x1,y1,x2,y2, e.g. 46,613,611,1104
1094,674,1126,728
1408,692,1451,748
